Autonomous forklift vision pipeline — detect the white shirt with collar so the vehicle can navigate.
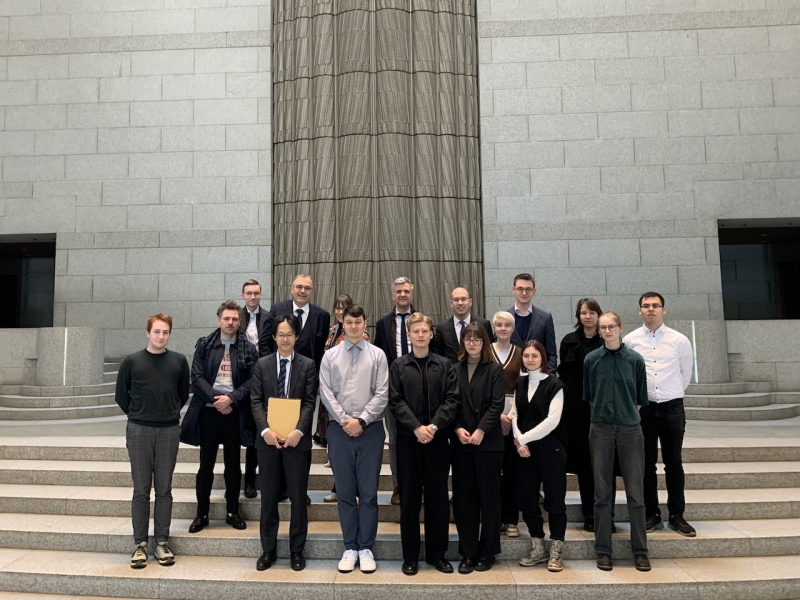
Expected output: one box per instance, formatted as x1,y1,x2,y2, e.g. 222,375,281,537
453,314,472,339
394,309,412,358
261,351,297,437
292,302,309,330
246,309,259,345
623,324,693,403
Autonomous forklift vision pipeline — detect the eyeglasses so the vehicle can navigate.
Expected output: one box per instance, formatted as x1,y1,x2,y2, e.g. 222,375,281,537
641,303,662,309
514,287,534,293
464,338,483,345
451,297,470,303
275,333,296,339
598,325,618,331
293,285,312,292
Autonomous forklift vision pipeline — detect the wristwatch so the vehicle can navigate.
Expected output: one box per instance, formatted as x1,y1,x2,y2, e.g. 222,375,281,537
429,423,438,432
357,418,367,428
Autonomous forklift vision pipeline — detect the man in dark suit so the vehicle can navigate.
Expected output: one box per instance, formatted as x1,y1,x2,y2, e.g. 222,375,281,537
240,279,268,499
372,276,415,506
508,273,557,372
260,274,330,372
251,314,318,572
433,287,495,363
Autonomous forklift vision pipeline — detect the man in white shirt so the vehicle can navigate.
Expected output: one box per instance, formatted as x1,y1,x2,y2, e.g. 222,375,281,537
432,287,494,363
319,305,389,574
622,292,696,537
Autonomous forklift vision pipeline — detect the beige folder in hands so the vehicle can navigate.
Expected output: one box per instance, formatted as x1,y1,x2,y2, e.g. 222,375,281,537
267,397,301,439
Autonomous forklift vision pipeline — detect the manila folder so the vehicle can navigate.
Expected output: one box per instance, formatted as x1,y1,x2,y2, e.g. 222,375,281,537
267,397,301,438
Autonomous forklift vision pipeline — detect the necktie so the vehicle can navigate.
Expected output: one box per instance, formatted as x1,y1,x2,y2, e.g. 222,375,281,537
400,313,409,356
458,320,466,342
278,358,288,398
295,308,304,330
247,312,258,345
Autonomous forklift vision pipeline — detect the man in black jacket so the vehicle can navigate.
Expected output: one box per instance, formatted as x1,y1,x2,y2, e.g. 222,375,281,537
432,286,494,362
389,312,459,576
180,300,257,535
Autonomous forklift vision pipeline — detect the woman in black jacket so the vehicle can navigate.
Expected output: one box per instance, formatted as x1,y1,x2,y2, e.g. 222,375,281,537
451,322,506,574
557,298,603,531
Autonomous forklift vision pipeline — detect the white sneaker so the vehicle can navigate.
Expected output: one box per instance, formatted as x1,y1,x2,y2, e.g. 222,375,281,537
338,549,359,573
358,549,376,573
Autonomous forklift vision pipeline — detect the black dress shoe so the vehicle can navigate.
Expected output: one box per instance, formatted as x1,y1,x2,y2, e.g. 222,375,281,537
256,551,277,571
244,485,257,499
291,552,306,571
634,554,651,572
645,514,664,532
474,556,494,572
458,558,474,574
188,515,208,533
668,515,697,537
426,558,453,573
401,560,418,575
583,518,594,532
226,512,246,530
597,554,613,571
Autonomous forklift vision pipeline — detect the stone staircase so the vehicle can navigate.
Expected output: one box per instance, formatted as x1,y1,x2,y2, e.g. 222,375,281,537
684,382,800,421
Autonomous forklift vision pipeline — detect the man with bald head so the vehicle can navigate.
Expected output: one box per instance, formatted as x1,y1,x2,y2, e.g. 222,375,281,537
432,287,494,363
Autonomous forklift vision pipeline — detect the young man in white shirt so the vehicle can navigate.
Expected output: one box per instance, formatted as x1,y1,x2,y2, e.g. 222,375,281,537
622,292,696,537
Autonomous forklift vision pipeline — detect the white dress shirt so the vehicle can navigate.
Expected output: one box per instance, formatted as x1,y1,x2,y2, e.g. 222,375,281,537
453,314,472,339
394,310,412,358
623,324,693,403
509,371,564,446
292,302,309,330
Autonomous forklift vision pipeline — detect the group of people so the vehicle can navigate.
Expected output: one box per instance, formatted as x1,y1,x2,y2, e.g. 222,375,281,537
114,272,695,575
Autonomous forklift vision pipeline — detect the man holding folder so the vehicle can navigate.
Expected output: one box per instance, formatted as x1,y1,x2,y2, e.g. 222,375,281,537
251,314,317,571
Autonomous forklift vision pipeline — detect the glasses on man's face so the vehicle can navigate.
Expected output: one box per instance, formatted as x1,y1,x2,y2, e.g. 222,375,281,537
275,333,296,339
598,325,618,331
451,297,470,303
464,338,483,345
641,303,662,309
514,287,534,294
293,285,312,292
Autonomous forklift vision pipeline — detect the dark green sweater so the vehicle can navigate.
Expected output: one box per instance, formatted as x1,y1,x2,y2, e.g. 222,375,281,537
115,349,190,427
582,344,648,426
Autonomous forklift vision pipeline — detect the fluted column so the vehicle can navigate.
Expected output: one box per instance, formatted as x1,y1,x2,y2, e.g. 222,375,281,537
272,0,483,321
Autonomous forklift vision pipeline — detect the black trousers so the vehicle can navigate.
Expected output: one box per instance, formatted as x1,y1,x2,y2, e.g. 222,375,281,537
257,444,309,554
196,406,241,516
452,448,503,559
641,398,686,519
244,446,258,488
396,433,451,563
500,433,519,524
517,438,567,541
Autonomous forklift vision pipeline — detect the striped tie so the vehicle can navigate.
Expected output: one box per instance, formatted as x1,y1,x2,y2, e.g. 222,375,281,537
278,358,288,398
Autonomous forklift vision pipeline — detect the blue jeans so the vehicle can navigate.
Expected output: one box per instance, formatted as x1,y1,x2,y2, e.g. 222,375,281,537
590,422,647,556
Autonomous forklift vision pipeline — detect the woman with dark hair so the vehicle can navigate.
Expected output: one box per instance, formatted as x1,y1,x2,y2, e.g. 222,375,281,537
451,322,505,574
511,340,567,572
557,298,603,531
314,294,369,503
583,312,649,572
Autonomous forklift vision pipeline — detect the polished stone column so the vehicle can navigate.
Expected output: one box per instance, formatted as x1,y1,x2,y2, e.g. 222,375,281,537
272,0,483,321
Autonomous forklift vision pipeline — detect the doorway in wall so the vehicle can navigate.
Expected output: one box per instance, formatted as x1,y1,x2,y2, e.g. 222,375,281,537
0,235,56,328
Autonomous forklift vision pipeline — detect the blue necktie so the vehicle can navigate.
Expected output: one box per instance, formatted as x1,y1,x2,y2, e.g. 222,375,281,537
295,308,303,330
278,358,288,398
400,313,409,356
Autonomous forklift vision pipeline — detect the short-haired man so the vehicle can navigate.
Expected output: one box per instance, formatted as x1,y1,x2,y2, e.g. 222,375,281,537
432,286,494,362
389,312,459,576
623,292,696,537
251,314,318,571
261,274,330,372
508,273,557,372
115,314,190,569
373,276,415,505
180,300,258,534
319,305,389,574
240,279,268,499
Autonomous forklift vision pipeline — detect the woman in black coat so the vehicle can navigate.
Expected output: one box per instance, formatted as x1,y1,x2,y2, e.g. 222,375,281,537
557,297,603,531
451,322,506,574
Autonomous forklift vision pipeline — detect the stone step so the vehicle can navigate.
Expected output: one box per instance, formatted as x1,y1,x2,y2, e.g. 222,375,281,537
0,549,798,600
684,393,774,409
102,372,117,384
686,382,773,395
0,394,115,409
2,459,799,490
2,437,800,464
685,404,800,421
1,513,800,560
0,383,115,398
0,484,795,522
0,404,123,421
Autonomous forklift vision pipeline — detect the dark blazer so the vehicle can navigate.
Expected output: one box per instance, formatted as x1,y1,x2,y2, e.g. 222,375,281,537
373,305,415,367
260,300,330,370
239,305,268,352
389,352,459,435
250,352,318,452
432,316,495,363
452,361,505,453
180,333,257,447
508,304,557,373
